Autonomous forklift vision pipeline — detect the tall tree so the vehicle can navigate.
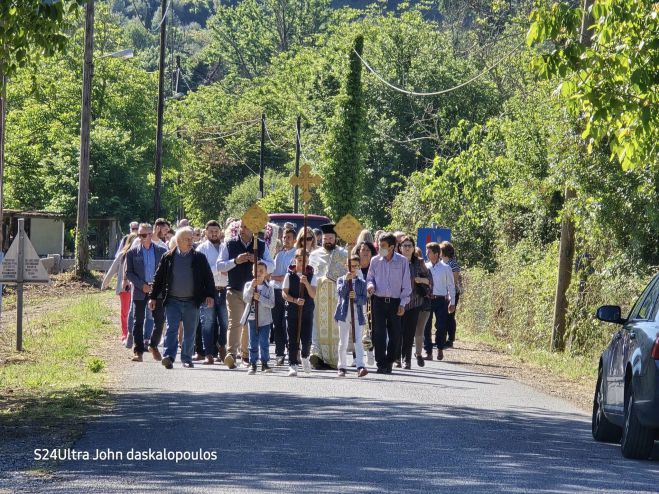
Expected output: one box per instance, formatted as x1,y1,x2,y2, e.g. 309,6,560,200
0,0,84,244
319,35,366,220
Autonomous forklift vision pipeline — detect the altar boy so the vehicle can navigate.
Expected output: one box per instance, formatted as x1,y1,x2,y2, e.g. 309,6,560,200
334,255,368,378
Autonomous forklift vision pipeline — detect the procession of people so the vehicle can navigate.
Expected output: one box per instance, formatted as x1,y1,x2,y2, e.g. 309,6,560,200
102,217,461,377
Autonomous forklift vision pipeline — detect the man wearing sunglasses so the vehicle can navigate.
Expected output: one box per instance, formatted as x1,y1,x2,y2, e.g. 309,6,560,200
126,223,167,363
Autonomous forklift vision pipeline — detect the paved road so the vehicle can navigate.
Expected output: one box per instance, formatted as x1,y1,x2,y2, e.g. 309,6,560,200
3,348,659,493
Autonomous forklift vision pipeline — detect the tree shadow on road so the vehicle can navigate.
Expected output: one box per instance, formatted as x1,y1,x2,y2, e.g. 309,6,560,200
13,390,659,493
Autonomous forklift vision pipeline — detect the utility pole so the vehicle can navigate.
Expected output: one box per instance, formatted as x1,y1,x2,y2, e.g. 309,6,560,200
294,116,301,213
551,0,593,352
74,0,94,278
153,0,167,219
259,113,265,198
0,75,6,250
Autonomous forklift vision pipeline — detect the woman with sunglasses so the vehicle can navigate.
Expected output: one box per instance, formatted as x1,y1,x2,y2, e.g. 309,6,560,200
396,235,432,369
295,227,317,253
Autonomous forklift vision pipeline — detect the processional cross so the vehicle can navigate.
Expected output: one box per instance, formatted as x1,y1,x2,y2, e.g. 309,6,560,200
288,163,322,351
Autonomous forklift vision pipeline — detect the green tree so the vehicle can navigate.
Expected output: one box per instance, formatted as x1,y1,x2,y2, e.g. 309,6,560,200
527,0,659,171
318,35,366,220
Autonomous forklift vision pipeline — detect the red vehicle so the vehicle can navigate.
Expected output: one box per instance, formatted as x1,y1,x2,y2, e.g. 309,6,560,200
268,213,330,233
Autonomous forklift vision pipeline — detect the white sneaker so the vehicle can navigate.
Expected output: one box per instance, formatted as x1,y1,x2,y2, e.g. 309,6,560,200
302,358,311,373
367,350,375,366
288,365,298,377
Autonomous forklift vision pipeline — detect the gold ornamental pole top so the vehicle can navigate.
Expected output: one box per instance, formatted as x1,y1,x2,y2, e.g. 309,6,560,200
241,203,269,233
289,163,322,205
335,214,364,245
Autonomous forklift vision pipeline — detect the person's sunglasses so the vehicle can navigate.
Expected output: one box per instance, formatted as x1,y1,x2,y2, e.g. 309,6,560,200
305,236,314,241
139,233,152,238
401,243,414,248
130,228,138,232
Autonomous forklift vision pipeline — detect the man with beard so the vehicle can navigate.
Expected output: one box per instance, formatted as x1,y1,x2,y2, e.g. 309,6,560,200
153,218,171,249
196,220,228,364
217,221,274,368
308,223,348,369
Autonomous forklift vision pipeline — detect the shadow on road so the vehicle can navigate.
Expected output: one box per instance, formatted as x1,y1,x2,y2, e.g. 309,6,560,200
14,390,659,493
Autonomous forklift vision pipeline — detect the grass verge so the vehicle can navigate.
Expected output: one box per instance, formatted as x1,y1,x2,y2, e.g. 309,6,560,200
0,292,115,471
458,327,599,382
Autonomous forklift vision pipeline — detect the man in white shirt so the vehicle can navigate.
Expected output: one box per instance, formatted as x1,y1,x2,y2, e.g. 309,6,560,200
216,221,274,368
424,242,456,361
196,220,228,364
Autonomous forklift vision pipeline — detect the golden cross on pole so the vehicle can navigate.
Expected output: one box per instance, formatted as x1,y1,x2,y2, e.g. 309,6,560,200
288,163,322,356
289,163,322,204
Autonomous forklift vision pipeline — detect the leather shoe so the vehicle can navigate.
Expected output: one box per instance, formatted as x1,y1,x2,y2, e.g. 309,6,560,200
376,367,386,374
192,353,204,361
357,367,369,378
148,346,162,362
437,348,444,361
445,340,454,348
203,355,214,365
131,353,143,362
224,353,236,369
218,345,227,362
182,361,194,369
161,356,173,369
394,359,402,368
417,355,425,367
404,361,411,370
423,352,433,361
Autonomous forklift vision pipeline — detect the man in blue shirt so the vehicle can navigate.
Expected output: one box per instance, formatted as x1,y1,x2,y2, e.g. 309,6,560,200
126,223,167,362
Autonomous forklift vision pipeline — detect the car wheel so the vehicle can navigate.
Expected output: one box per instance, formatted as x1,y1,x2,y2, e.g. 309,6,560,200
592,367,622,443
620,385,655,459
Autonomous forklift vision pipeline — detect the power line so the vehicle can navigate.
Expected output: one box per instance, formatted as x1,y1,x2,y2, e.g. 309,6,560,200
354,42,524,97
296,125,315,164
129,0,172,33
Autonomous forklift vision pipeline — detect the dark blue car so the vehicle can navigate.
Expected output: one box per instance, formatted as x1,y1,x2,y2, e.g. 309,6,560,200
592,272,659,459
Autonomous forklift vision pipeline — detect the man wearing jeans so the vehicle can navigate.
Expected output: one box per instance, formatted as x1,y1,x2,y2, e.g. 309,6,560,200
424,242,456,361
125,223,167,362
149,227,215,369
196,220,228,365
366,232,411,374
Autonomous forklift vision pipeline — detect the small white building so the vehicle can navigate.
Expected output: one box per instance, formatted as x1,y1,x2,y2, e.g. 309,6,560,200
2,210,65,257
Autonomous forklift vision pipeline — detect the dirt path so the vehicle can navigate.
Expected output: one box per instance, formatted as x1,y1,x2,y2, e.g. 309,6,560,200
443,340,594,412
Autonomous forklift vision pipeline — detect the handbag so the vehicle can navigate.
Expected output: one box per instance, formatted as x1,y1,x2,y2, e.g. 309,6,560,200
415,281,430,297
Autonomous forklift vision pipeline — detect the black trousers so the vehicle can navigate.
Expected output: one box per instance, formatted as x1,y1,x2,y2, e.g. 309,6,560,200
447,292,460,342
272,289,288,357
372,296,402,369
286,305,313,365
400,306,421,364
132,298,165,355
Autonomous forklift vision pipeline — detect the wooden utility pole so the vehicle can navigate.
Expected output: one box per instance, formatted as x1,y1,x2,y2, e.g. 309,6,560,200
259,113,265,198
74,0,94,278
294,116,301,213
153,0,167,218
550,0,593,352
0,75,6,249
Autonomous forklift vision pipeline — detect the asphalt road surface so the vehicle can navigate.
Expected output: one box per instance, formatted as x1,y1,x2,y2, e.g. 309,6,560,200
2,349,658,493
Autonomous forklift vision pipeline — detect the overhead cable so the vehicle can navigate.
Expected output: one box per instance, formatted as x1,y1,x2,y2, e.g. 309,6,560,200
354,42,524,97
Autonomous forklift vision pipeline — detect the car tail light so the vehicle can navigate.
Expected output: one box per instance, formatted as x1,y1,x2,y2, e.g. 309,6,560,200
652,335,659,360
